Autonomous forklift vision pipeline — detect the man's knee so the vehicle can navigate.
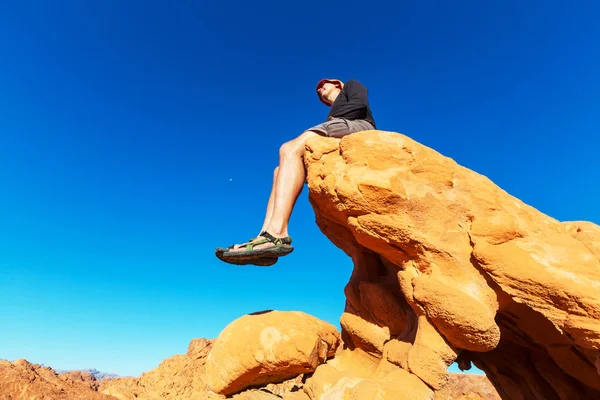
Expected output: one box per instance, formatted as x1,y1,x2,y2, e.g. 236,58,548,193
280,131,319,159
279,140,303,159
273,166,279,178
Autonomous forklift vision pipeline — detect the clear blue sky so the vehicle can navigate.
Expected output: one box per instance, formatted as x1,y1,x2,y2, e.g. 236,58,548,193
1,1,598,377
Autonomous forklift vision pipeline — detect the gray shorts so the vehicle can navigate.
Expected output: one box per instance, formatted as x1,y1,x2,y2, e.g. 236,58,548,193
307,118,375,138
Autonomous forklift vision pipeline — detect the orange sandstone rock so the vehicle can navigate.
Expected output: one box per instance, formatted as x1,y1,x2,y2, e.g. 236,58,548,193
434,373,500,400
204,310,341,396
305,130,600,399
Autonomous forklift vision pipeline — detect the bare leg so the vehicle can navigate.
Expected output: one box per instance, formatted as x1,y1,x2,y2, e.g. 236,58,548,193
265,130,318,237
259,166,279,234
228,130,319,251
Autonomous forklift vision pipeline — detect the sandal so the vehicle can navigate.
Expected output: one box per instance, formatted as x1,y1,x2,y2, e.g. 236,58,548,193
222,231,293,262
215,232,279,267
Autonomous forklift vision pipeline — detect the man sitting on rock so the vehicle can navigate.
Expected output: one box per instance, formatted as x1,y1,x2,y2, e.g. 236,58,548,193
216,78,376,266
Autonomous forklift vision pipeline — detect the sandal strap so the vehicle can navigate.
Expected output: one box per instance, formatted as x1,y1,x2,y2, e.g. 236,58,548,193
247,231,269,243
261,231,292,245
245,237,269,250
233,231,269,249
243,232,292,250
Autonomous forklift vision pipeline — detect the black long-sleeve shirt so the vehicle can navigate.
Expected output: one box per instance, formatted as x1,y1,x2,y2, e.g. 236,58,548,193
327,80,376,128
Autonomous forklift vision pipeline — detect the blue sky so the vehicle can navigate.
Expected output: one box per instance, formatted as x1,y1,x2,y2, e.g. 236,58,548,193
0,1,598,377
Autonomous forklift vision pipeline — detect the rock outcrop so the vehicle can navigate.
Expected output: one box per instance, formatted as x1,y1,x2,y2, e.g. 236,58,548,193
3,130,598,399
304,130,600,399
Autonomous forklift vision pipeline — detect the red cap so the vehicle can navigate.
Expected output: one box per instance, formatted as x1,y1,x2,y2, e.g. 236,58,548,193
316,78,344,106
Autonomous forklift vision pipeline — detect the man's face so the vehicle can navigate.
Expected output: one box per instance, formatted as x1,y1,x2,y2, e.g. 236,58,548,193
318,82,339,104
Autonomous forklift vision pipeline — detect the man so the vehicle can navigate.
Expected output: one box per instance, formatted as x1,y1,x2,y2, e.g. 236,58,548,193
216,78,376,266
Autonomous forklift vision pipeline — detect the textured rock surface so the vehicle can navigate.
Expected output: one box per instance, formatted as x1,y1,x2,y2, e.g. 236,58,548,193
204,310,341,395
304,130,600,399
434,373,501,400
304,349,433,399
99,338,214,400
0,359,116,400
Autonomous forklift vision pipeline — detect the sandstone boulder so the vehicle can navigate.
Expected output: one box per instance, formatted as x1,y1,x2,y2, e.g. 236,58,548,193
204,310,341,395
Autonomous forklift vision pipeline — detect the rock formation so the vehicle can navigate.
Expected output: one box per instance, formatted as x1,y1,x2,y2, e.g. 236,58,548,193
303,130,600,399
2,130,598,399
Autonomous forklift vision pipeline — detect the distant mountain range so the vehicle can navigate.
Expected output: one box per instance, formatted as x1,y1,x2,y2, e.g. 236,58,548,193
1,359,120,381
56,368,121,380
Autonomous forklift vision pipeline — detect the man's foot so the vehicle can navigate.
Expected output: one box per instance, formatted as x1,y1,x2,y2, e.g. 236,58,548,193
215,232,280,266
222,231,293,261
